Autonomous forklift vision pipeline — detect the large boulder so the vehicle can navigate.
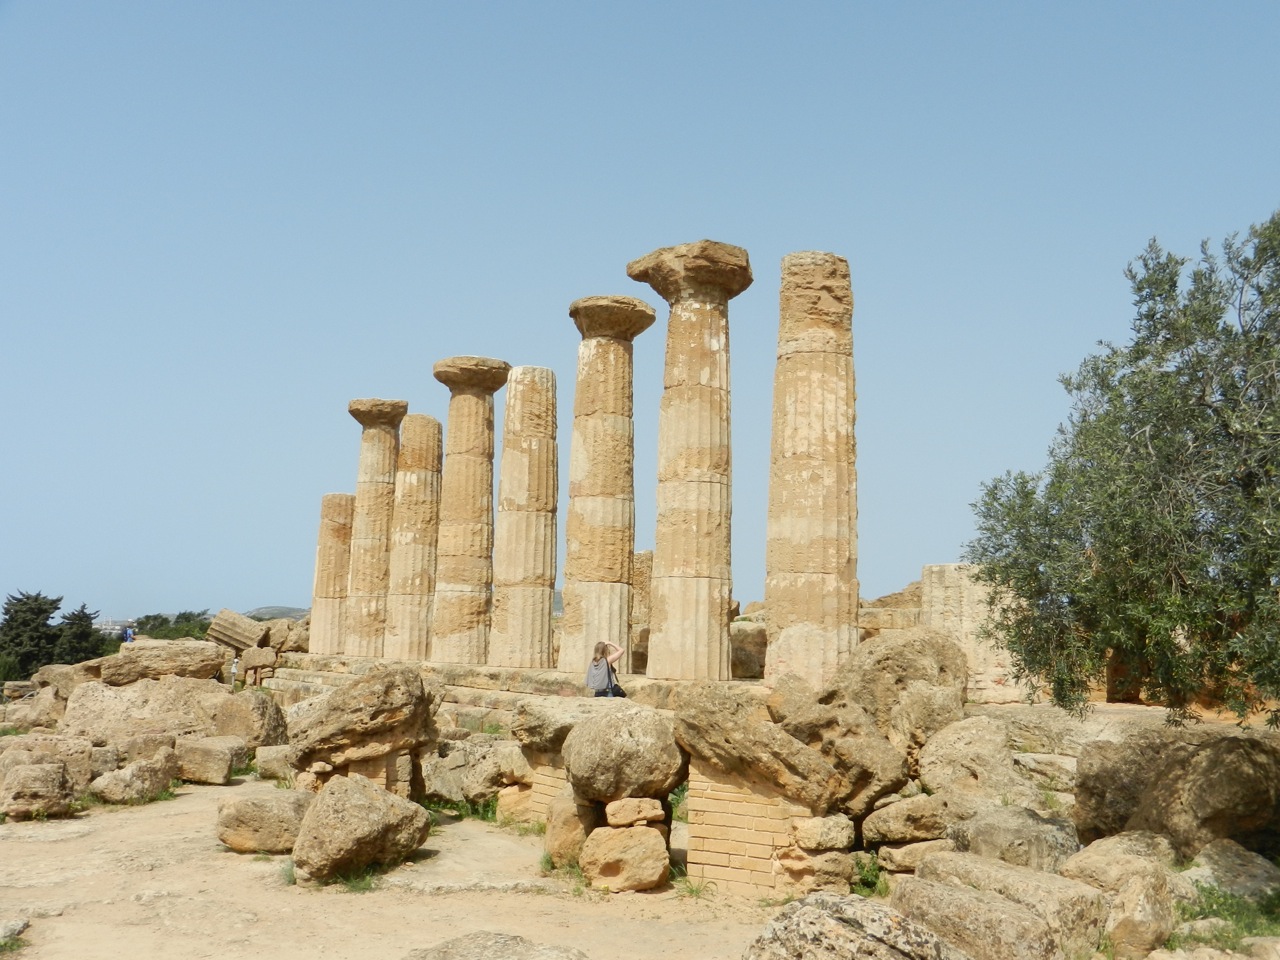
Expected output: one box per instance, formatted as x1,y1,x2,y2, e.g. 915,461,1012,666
730,620,767,679
946,805,1080,872
672,683,843,814
1060,839,1180,958
510,696,625,753
286,666,438,772
89,746,181,804
577,824,669,891
1181,838,1280,901
862,792,984,845
291,773,431,883
916,851,1108,960
827,628,968,767
420,736,532,806
563,705,686,803
766,673,909,817
917,716,1036,803
176,736,246,785
210,689,288,749
892,876,1058,960
263,616,309,653
32,661,101,700
743,892,976,960
4,686,64,730
1074,733,1201,843
96,639,226,685
1126,736,1280,858
59,676,270,746
0,761,72,820
0,734,94,791
216,791,315,853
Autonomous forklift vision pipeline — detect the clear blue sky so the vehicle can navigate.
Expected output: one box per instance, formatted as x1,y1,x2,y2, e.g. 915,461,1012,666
1,2,1277,620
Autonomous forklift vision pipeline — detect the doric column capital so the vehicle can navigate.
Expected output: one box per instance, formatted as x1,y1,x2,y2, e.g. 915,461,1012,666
348,398,409,428
626,239,753,304
569,296,656,341
433,356,511,394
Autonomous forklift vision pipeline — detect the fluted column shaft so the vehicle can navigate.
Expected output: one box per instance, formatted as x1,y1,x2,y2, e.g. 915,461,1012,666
764,252,858,686
490,366,558,668
559,296,655,674
628,240,752,680
346,398,409,658
310,493,355,656
385,413,443,660
432,356,511,664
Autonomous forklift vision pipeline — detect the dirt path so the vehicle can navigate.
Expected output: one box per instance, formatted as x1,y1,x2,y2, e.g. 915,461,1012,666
0,779,776,959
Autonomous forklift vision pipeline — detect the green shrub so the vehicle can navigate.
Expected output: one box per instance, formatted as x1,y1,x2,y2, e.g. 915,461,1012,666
1166,883,1280,952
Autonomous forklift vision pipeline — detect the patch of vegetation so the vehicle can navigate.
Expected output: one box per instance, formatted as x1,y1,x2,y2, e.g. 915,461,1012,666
669,862,716,899
273,776,296,790
0,591,117,681
1038,786,1063,812
850,855,889,899
231,760,257,779
0,936,24,953
146,779,182,804
280,859,296,885
1165,883,1280,952
134,610,212,640
500,817,545,837
333,864,379,893
481,722,505,736
669,783,688,823
0,727,20,737
423,796,498,822
68,792,106,814
539,857,587,895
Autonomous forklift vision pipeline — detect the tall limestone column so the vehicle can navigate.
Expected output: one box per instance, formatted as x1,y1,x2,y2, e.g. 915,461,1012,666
764,251,858,686
558,296,656,674
310,493,355,656
385,413,443,661
627,240,753,680
346,398,409,658
489,366,558,668
432,356,511,664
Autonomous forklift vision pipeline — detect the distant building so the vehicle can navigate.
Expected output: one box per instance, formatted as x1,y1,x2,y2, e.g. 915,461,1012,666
94,619,136,636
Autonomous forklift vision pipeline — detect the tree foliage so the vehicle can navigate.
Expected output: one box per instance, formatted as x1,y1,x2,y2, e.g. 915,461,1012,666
135,610,211,639
0,592,116,681
965,212,1280,720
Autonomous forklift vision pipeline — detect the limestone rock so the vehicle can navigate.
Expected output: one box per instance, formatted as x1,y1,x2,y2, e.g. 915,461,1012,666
239,646,277,672
216,791,315,853
917,716,1035,801
286,665,438,771
1074,733,1200,843
254,745,294,781
672,682,843,814
1012,752,1078,790
212,690,288,749
176,737,236,784
563,705,686,803
1126,736,1280,858
605,797,664,827
4,686,64,729
90,746,180,804
1060,846,1180,960
292,773,430,883
120,733,176,762
946,804,1080,872
33,661,101,700
792,815,855,852
403,932,590,960
730,620,767,679
1182,839,1280,901
206,608,270,651
891,876,1058,960
510,696,623,753
578,824,669,891
828,628,967,765
90,745,118,778
97,639,226,685
496,783,535,823
774,846,854,893
862,792,983,845
766,672,909,817
916,851,1108,959
544,785,602,868
1,761,72,820
60,676,242,745
878,839,956,873
0,734,94,791
742,892,976,960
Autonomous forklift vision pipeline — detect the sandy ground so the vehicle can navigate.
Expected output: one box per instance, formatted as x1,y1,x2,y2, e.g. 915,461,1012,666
0,779,777,960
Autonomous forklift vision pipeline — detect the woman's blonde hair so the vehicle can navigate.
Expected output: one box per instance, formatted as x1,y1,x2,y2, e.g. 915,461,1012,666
592,641,607,661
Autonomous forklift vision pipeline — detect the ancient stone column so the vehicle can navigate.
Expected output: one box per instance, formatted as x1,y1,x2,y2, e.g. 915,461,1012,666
489,366,558,668
764,251,859,687
558,297,655,675
346,398,409,658
627,240,752,680
309,493,354,656
432,356,511,664
385,414,443,661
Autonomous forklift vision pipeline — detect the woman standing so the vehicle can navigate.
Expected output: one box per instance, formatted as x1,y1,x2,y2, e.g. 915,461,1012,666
585,641,625,697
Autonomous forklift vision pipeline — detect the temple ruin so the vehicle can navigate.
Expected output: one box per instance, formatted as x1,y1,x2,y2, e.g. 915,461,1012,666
280,240,1017,898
